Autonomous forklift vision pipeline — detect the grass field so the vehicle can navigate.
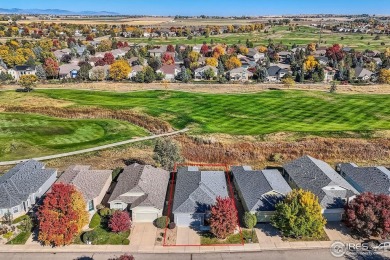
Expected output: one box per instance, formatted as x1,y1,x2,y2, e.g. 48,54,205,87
33,89,390,136
127,25,390,51
0,113,148,161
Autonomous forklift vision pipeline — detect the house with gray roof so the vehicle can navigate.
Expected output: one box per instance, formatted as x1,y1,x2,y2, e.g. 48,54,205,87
266,65,287,82
354,67,374,81
282,155,358,221
108,163,169,222
0,160,57,218
57,165,112,216
172,166,229,227
338,163,390,195
232,166,291,222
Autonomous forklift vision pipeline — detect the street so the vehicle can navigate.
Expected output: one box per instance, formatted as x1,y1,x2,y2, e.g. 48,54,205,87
1,249,390,260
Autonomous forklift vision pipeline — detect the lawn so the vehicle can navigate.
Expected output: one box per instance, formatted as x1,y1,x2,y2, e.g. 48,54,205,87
201,229,258,245
0,113,148,161
37,89,390,136
126,25,390,51
6,231,31,245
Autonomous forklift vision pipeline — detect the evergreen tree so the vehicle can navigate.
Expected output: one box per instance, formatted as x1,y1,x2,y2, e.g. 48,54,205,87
35,64,47,80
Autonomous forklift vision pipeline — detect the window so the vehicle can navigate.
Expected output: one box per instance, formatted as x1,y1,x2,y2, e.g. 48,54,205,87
88,200,94,211
13,207,18,213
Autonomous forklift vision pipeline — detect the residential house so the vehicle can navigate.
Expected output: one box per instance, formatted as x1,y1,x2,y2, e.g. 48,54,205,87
192,44,203,54
74,30,83,37
111,49,127,59
239,56,256,69
354,67,373,81
0,160,57,218
324,67,336,82
266,66,287,82
148,47,167,58
8,65,36,81
232,166,291,222
108,163,169,222
57,165,112,215
338,163,390,195
172,166,229,228
246,48,264,62
194,65,218,80
74,45,86,56
282,155,359,221
53,48,71,61
277,51,291,62
156,64,180,81
228,67,253,81
316,56,329,66
59,64,80,79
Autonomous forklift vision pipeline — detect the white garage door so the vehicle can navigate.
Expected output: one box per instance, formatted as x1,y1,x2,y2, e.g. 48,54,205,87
133,212,158,222
176,214,203,227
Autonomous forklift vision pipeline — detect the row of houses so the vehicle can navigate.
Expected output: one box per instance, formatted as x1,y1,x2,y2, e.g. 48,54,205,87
1,156,389,229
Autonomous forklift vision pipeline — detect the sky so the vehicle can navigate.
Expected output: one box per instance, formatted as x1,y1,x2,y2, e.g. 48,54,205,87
1,0,389,16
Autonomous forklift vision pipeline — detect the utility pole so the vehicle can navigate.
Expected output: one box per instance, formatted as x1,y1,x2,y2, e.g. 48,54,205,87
319,19,323,45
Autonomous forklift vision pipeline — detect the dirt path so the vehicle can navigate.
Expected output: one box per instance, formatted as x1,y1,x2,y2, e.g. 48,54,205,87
1,82,390,94
0,128,188,166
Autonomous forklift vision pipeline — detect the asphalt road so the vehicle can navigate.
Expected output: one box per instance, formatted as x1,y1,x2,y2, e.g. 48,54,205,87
2,249,390,260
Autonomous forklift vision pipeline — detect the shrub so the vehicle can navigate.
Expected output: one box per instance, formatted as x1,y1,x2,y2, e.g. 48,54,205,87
168,222,176,229
82,230,98,244
122,238,130,245
3,231,13,241
89,213,101,229
155,216,169,229
271,189,326,238
243,212,257,229
109,254,134,260
99,208,112,217
109,211,131,233
153,138,183,171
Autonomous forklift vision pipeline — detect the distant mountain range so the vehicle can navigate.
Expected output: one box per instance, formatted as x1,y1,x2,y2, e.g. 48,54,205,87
0,8,119,16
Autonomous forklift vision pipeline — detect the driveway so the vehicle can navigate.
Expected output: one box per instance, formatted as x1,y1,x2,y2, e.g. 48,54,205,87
130,223,157,249
176,227,201,245
324,222,360,243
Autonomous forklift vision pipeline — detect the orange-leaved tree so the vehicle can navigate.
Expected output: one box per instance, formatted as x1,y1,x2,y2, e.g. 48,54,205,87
38,183,89,246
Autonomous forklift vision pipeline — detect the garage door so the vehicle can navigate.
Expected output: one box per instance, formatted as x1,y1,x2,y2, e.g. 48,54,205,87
133,212,158,222
324,213,342,222
176,214,203,227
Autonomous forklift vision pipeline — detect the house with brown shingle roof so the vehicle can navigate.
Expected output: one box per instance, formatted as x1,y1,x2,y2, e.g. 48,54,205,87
57,165,112,215
108,163,169,222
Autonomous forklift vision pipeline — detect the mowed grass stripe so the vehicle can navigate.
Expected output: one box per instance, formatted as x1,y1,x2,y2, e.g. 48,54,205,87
36,89,390,135
0,113,148,161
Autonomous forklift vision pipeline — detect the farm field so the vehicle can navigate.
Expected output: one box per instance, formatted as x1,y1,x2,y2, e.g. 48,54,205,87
11,89,390,135
0,113,148,161
127,26,390,51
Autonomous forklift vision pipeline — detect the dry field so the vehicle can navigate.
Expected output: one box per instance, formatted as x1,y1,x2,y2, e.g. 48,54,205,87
2,82,390,94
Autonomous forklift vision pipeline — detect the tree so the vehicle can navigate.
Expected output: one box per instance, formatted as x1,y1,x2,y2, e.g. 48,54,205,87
344,192,390,239
78,62,92,80
162,52,174,65
307,42,316,52
303,55,319,72
19,74,38,91
35,64,47,80
271,189,326,238
282,76,295,88
43,58,59,78
166,44,175,52
95,58,106,67
212,45,225,59
243,212,257,229
89,66,106,81
60,54,72,63
109,60,131,81
203,68,215,80
103,52,115,65
153,138,183,171
326,44,344,61
224,56,242,70
109,211,132,233
175,66,191,82
210,197,238,239
38,183,89,246
188,51,200,63
379,69,390,84
238,46,249,55
200,44,209,56
258,46,267,53
205,57,218,67
143,66,156,83
148,56,162,71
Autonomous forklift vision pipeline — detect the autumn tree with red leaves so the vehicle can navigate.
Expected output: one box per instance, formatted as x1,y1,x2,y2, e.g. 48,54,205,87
103,52,115,65
43,58,59,78
95,58,106,66
200,43,210,56
86,35,94,41
109,211,132,233
209,197,238,239
166,44,175,52
344,192,390,238
326,44,345,61
161,52,175,65
37,183,89,246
